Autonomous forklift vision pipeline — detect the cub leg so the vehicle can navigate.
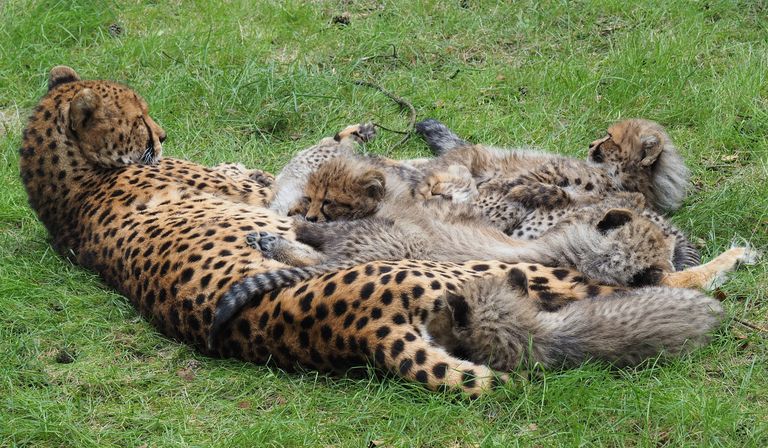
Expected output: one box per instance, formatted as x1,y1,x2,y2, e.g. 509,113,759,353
246,231,326,267
661,245,761,290
506,181,571,209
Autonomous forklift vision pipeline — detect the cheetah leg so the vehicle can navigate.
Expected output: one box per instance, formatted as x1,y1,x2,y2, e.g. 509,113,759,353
333,122,377,144
506,181,571,209
661,245,761,290
371,328,508,397
211,163,275,188
246,231,326,267
417,165,478,203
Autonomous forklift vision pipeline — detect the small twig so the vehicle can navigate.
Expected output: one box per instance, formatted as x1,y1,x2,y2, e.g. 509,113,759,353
358,44,400,65
160,50,183,65
370,122,409,135
733,317,768,334
352,80,416,150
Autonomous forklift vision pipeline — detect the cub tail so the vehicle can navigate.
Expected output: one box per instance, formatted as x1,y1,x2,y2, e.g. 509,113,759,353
415,119,469,154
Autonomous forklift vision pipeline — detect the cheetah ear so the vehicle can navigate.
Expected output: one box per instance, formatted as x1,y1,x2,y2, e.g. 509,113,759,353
639,133,663,167
506,268,529,295
358,170,386,200
445,293,470,328
596,208,633,233
616,192,647,209
48,66,81,91
69,88,101,132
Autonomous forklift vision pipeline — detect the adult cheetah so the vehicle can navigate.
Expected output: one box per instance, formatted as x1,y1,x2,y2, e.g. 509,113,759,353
19,67,744,396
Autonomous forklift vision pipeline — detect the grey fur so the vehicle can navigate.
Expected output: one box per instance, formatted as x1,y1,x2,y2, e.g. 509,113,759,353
431,273,724,369
644,133,690,212
415,118,469,154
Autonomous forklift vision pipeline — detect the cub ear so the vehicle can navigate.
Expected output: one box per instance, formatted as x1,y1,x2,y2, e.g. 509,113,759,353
69,88,101,132
616,191,647,209
358,170,386,200
639,133,663,167
506,267,529,295
445,293,470,328
48,66,81,91
596,208,633,233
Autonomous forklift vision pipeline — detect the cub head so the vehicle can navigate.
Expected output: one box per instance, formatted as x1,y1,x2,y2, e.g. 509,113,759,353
587,119,689,212
543,206,676,287
291,157,385,222
46,66,166,168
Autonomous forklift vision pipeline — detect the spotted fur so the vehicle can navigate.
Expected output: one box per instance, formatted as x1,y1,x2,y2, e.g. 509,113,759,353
24,67,635,396
415,118,690,213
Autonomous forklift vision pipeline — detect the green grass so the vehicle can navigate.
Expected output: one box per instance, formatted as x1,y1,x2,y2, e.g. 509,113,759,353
1,0,767,446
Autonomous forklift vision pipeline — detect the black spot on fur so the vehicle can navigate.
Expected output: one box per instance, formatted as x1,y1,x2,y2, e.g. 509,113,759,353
446,294,470,328
432,362,448,379
629,267,664,287
376,326,391,339
342,271,358,284
333,300,348,316
506,267,528,292
390,339,405,358
360,282,375,300
597,209,633,233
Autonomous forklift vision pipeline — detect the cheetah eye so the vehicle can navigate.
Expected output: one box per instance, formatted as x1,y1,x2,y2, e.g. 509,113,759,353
322,199,332,206
302,196,311,203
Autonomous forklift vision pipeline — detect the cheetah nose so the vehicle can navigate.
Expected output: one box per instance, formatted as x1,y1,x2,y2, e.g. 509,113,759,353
306,215,318,223
158,131,167,143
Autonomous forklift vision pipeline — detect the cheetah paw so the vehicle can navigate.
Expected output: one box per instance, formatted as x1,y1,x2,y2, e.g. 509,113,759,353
334,122,377,143
730,241,761,265
248,170,275,187
245,231,282,256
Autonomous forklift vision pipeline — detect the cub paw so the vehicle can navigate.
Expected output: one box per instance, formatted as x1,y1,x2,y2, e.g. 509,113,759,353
334,122,377,143
730,242,762,266
248,169,275,187
245,231,282,255
418,165,477,203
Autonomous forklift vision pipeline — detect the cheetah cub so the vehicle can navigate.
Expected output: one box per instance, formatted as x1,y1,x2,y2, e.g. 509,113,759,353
415,118,690,213
414,118,700,269
426,268,724,370
269,123,425,217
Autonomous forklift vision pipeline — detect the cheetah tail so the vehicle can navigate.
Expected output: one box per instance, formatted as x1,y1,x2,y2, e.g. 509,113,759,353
414,119,469,155
536,287,724,367
207,265,335,350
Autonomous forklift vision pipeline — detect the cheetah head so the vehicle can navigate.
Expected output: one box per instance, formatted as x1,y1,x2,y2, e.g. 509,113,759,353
49,66,166,168
541,206,677,287
587,119,689,212
291,157,385,222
